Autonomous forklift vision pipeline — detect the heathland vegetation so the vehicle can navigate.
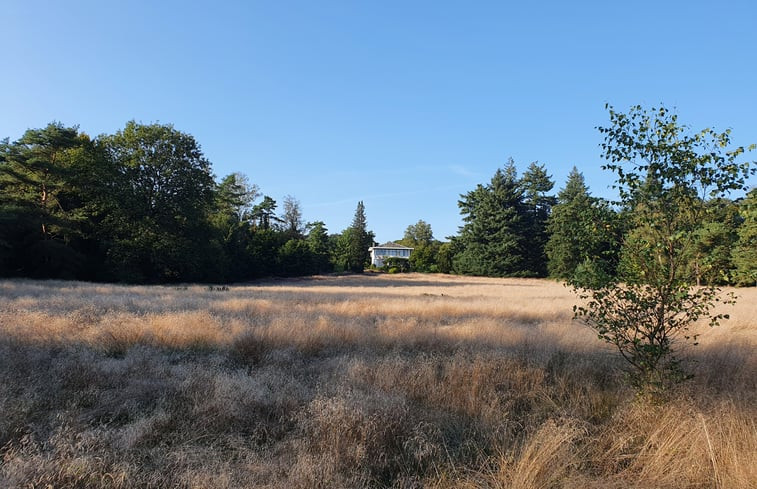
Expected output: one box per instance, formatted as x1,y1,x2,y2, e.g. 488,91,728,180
1,104,756,485
1,274,755,487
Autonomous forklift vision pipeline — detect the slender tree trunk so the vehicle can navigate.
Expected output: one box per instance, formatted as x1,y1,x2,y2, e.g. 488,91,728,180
41,180,48,237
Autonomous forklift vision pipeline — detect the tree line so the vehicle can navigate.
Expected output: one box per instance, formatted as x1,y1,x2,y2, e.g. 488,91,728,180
1,109,755,286
446,160,755,288
0,121,373,282
396,159,755,288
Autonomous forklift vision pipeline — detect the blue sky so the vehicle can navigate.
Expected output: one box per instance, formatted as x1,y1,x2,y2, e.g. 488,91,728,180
2,1,756,242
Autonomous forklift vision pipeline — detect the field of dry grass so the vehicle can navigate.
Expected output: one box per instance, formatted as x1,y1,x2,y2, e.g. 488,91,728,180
1,273,755,488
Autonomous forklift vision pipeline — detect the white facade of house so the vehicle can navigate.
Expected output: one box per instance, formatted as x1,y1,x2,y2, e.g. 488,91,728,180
368,242,413,267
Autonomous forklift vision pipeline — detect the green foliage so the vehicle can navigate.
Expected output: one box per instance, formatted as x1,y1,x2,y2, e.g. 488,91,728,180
574,105,755,391
520,162,556,276
453,159,557,277
215,172,259,222
278,239,315,276
4,113,751,289
399,220,443,273
207,173,261,281
408,241,441,272
105,121,214,224
306,221,333,274
329,229,352,273
574,283,735,389
0,120,344,282
102,121,217,282
403,219,434,245
686,198,740,285
435,242,456,274
251,196,281,231
244,228,288,278
571,257,614,290
453,160,527,276
546,167,620,283
382,256,410,273
342,201,374,273
732,189,757,286
0,123,102,278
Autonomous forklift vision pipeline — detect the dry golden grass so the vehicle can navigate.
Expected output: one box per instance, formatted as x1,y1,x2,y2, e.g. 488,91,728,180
0,273,755,488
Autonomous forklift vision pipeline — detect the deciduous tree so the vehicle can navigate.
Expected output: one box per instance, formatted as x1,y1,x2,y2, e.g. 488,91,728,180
281,195,304,237
574,105,755,390
403,219,434,245
103,121,217,282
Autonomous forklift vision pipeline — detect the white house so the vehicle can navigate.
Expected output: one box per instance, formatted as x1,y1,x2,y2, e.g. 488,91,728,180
368,242,414,267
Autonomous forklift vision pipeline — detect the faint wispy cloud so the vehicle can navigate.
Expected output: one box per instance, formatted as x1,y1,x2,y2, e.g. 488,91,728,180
447,164,480,179
310,184,468,208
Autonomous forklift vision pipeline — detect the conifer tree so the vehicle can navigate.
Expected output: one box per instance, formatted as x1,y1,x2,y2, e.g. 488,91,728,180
0,123,99,278
732,189,757,286
521,162,556,276
215,173,259,222
345,201,373,272
453,160,526,276
687,199,740,286
545,167,618,284
306,221,332,274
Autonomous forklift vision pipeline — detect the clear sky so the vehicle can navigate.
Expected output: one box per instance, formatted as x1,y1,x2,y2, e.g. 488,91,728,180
2,1,756,243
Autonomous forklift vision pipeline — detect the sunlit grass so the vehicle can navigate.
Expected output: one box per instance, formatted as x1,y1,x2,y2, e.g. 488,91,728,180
0,274,754,488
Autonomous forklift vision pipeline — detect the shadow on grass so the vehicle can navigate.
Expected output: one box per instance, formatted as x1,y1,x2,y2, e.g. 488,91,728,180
245,273,545,289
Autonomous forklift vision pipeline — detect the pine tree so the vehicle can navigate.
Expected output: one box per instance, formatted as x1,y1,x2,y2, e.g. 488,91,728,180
0,123,98,278
346,201,373,273
732,189,757,286
251,196,280,230
453,160,526,276
215,173,259,222
545,167,619,284
520,162,556,276
687,199,740,286
306,221,332,274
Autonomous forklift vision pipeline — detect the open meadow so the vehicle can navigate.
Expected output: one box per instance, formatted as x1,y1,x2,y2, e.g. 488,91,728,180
0,273,755,488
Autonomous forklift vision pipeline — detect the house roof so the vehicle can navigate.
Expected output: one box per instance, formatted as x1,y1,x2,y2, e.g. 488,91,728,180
370,241,413,250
